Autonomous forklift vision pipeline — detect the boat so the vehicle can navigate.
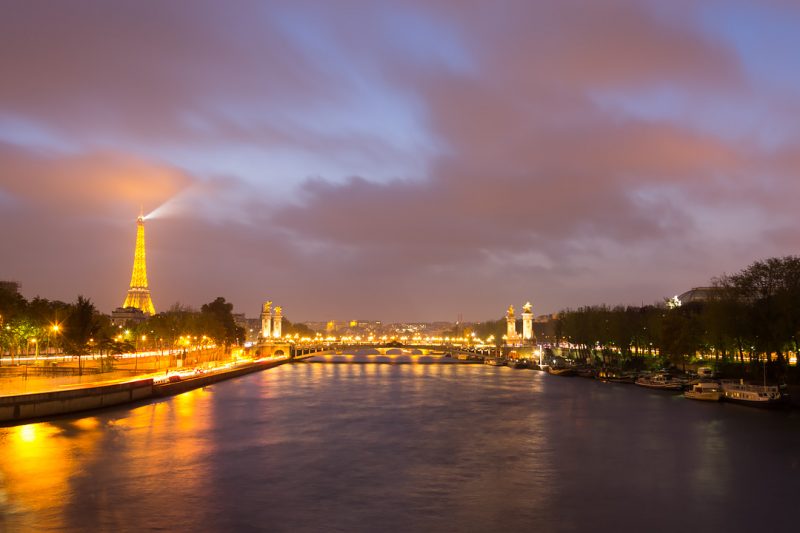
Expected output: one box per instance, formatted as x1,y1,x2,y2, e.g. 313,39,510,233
512,359,531,369
684,381,722,401
596,369,636,384
696,366,716,379
483,357,506,367
720,380,788,407
634,373,684,391
548,366,576,376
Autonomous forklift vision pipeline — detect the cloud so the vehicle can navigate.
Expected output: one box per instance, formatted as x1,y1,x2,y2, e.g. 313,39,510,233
0,142,190,217
1,0,800,321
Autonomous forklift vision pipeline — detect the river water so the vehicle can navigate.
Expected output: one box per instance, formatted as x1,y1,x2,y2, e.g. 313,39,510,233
1,360,799,532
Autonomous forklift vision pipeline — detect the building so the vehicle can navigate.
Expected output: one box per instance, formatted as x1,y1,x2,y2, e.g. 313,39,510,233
111,306,147,327
676,287,722,305
233,313,261,343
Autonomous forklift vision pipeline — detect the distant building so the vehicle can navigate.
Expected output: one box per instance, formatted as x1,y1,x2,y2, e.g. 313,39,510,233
111,307,147,327
340,320,382,336
233,313,261,343
297,321,329,334
534,313,558,323
425,322,455,336
676,287,722,305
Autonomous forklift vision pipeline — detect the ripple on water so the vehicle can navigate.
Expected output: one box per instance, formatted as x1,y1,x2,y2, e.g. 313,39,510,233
0,365,799,532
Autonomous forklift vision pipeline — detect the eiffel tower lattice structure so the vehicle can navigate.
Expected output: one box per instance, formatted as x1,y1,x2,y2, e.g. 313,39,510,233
122,214,156,315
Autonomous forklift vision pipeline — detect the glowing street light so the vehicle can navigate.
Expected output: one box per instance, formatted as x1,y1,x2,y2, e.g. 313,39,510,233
49,323,61,356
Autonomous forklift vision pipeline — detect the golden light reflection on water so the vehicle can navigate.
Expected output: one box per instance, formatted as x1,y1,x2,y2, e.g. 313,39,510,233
113,387,213,470
0,417,103,530
0,362,771,531
0,388,215,531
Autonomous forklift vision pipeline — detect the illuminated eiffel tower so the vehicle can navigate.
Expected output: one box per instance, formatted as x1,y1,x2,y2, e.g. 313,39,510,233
122,211,156,315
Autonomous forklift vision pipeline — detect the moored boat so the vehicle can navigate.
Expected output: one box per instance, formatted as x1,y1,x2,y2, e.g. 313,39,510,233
684,381,722,401
483,357,506,367
596,369,636,384
720,380,788,407
635,373,684,391
548,366,577,376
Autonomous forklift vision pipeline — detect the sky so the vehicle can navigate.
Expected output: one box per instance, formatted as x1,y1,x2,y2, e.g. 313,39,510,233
2,0,800,322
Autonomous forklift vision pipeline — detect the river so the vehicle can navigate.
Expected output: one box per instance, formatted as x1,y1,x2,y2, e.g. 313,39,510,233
1,360,799,532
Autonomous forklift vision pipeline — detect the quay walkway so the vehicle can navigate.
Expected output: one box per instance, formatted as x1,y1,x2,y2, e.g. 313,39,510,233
0,356,291,425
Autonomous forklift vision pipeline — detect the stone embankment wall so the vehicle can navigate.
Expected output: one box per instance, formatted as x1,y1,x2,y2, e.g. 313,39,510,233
0,359,292,424
0,379,154,423
153,359,285,396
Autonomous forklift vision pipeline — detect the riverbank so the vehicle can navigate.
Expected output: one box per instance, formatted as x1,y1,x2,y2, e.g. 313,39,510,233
0,347,226,396
529,363,800,409
0,357,290,425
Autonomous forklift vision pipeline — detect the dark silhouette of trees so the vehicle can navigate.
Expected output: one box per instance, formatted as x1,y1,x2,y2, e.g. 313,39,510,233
557,256,800,380
200,297,244,350
283,318,314,337
62,296,101,374
715,256,800,367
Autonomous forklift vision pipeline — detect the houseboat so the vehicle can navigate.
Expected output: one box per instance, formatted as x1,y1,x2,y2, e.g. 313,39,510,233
684,381,722,401
720,380,788,407
634,373,685,391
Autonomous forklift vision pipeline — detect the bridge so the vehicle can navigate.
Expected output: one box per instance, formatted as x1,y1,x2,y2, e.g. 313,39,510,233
286,343,533,364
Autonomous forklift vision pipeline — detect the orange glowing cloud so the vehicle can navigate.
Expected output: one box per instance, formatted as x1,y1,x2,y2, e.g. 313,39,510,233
0,143,191,217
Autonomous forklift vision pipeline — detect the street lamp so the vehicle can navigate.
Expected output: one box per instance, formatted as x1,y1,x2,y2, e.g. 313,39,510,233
49,324,61,357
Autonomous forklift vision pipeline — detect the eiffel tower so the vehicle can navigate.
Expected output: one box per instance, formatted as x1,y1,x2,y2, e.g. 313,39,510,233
122,212,156,315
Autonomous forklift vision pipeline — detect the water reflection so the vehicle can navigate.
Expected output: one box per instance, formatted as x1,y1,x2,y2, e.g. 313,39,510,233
0,365,798,532
0,418,103,531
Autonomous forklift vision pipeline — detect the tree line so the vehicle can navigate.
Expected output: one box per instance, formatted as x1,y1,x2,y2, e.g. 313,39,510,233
556,256,800,375
0,287,244,363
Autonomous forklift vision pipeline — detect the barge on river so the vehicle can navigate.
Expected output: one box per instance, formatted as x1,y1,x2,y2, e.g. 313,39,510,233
684,381,722,401
635,373,685,391
720,380,789,407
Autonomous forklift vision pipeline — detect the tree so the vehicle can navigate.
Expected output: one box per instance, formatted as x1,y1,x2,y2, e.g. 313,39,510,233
200,297,243,351
661,303,703,371
148,303,197,352
717,256,800,370
283,318,314,338
63,296,101,374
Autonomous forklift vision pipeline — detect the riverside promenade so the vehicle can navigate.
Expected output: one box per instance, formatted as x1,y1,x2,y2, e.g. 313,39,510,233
0,346,242,396
0,352,293,424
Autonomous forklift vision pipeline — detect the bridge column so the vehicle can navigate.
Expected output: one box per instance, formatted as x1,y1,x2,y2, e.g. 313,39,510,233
260,301,272,339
